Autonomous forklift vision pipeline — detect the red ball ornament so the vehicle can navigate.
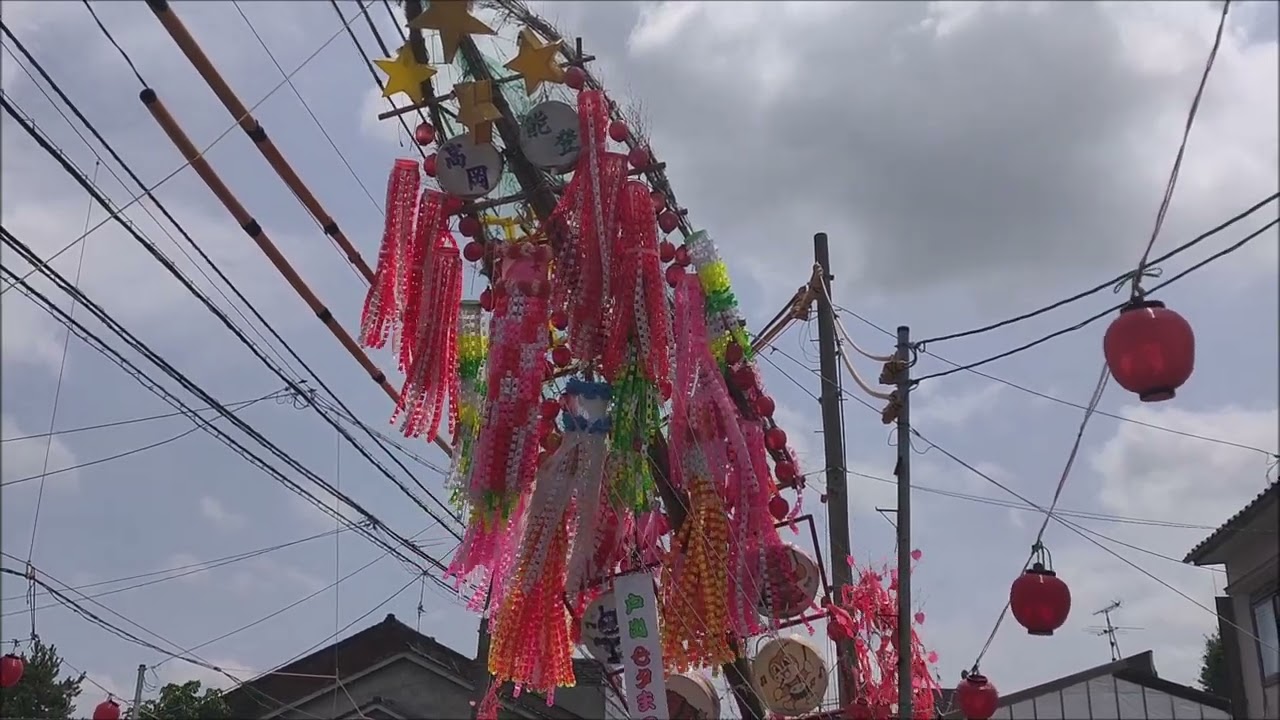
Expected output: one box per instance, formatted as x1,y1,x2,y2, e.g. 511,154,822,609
955,674,999,720
0,653,23,688
768,495,789,521
540,399,561,421
1102,299,1194,403
774,460,797,484
1010,561,1071,636
552,345,573,368
93,698,122,720
673,245,690,267
765,427,788,452
658,240,676,263
657,210,680,234
628,145,650,169
462,241,485,263
608,120,629,142
413,122,436,146
443,195,464,214
478,288,494,312
651,190,667,212
755,395,776,417
423,153,438,177
458,215,481,238
550,310,568,330
665,265,685,287
725,341,744,365
564,66,587,90
731,366,755,392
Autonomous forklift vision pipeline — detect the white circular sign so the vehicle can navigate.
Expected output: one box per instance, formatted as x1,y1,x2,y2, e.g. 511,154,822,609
666,673,720,720
436,134,504,199
578,591,622,668
751,636,829,717
518,100,581,173
753,544,821,620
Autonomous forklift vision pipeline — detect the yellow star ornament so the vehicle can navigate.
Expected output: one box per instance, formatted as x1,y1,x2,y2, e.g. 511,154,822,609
374,44,437,105
408,0,496,65
455,80,502,145
503,27,565,96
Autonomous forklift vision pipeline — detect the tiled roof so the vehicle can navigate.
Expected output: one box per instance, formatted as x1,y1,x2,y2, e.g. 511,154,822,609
1183,481,1279,564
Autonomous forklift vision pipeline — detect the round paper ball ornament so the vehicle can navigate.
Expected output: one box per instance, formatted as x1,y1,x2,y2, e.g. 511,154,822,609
564,66,587,90
92,698,122,720
1102,299,1194,402
658,210,681,234
478,288,494,312
956,673,999,720
755,395,776,417
651,190,668,212
0,653,23,688
458,215,481,238
628,145,650,169
665,265,685,287
462,241,485,263
552,345,573,368
413,122,436,146
765,427,788,452
608,120,629,142
659,241,676,264
768,495,789,521
423,153,438,177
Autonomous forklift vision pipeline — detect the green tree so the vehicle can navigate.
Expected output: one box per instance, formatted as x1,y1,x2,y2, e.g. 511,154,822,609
0,637,85,719
1199,630,1230,697
137,680,229,719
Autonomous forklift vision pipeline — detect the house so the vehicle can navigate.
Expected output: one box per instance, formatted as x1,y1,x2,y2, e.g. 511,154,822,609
221,613,616,719
1184,480,1280,720
938,651,1231,720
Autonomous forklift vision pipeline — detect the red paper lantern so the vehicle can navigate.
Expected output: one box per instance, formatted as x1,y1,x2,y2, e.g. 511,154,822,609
768,495,789,520
774,460,797,484
1010,559,1071,636
462,241,485,263
413,122,436,146
540,399,561,421
92,698,122,720
673,245,690,267
955,674,999,720
755,395,776,417
458,215,481,238
658,240,676,263
478,288,494,311
1102,299,1194,402
665,265,685,287
551,345,573,368
550,310,568,331
423,153,438,177
651,190,667,212
608,120,629,142
564,66,587,90
765,427,788,451
628,145,650,169
657,210,680,234
0,653,23,688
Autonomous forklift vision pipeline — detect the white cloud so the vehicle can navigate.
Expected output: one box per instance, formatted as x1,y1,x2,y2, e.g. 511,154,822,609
199,496,246,532
914,384,1005,427
0,414,81,493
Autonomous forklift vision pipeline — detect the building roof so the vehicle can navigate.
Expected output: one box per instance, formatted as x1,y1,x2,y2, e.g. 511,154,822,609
222,613,606,718
1184,480,1279,565
939,650,1229,718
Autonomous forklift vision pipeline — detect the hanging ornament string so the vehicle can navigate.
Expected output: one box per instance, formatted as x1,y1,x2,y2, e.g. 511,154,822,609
602,180,672,387
360,159,420,350
396,227,463,441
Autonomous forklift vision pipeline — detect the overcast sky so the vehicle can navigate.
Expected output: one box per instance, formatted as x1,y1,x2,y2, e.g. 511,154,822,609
1,0,1277,714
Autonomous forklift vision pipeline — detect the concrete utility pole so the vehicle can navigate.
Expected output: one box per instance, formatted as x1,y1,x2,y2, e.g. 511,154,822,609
813,232,855,706
894,326,914,720
129,663,145,719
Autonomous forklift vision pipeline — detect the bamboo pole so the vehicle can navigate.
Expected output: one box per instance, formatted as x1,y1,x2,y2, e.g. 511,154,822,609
139,88,451,456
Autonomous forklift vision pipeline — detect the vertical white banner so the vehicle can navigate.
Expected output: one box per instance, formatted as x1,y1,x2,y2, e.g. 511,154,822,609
614,572,670,719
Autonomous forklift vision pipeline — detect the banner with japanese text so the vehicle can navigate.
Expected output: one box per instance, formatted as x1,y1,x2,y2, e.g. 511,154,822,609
613,572,670,719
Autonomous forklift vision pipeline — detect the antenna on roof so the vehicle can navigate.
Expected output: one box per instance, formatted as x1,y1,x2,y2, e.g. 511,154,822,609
1086,600,1142,661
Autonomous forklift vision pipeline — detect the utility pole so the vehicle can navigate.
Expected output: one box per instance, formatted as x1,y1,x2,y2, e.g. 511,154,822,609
129,663,145,719
894,326,913,720
813,232,854,706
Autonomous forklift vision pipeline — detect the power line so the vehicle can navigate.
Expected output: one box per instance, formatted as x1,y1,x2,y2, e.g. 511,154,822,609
1,391,292,443
912,215,1279,384
1,389,286,489
0,91,463,540
913,191,1277,348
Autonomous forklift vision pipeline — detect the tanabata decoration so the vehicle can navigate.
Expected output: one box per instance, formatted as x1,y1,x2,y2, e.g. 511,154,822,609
445,300,487,512
373,44,437,105
503,27,566,96
359,160,422,353
394,223,462,442
407,0,496,65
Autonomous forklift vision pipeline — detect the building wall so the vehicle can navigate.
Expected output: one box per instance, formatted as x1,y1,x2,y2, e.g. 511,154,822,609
987,677,1229,720
1219,502,1280,720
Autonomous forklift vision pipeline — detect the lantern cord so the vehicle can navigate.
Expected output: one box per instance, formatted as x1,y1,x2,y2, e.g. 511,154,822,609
1129,0,1232,300
920,440,1280,657
909,216,1279,385
911,190,1277,350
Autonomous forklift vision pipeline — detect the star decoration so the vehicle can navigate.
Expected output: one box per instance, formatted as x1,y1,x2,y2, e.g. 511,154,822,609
408,0,496,65
503,27,565,96
455,80,502,145
373,43,437,105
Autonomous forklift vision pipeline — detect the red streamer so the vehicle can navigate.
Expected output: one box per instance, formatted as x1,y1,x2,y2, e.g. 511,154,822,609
360,159,420,349
603,180,672,386
395,220,462,441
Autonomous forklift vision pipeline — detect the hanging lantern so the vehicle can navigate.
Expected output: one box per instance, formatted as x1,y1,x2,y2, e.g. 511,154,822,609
92,698,122,720
955,673,999,720
1102,299,1194,402
768,494,789,521
0,653,23,688
1010,543,1071,636
413,121,436,146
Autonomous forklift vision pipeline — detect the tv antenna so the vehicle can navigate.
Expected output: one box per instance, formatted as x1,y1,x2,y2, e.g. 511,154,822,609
1084,600,1143,661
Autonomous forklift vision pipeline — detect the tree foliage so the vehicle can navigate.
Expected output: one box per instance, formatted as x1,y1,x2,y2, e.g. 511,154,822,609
137,680,229,720
1199,630,1230,697
0,638,84,720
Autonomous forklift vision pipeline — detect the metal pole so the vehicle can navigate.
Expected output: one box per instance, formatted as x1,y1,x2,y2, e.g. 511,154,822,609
813,232,854,706
895,326,913,720
130,663,145,719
